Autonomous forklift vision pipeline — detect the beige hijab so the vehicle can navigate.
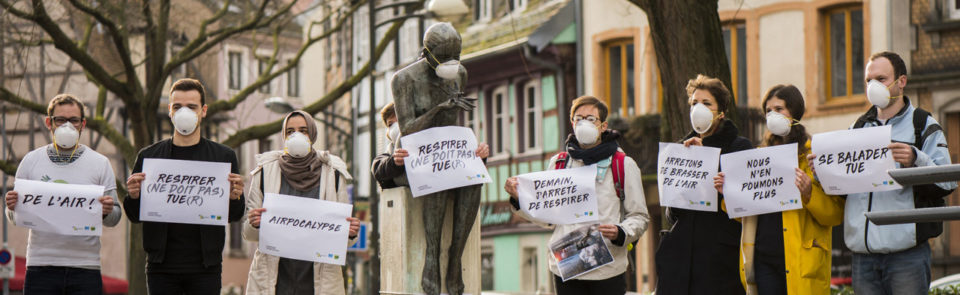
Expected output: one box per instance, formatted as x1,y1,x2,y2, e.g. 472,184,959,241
279,111,323,191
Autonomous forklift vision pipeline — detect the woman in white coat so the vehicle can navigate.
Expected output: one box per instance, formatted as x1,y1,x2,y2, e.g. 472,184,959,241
243,110,360,295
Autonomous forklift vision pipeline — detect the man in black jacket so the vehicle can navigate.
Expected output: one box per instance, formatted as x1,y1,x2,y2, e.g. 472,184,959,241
123,78,245,295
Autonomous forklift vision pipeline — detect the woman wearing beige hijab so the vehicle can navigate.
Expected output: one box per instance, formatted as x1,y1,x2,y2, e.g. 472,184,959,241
243,111,360,295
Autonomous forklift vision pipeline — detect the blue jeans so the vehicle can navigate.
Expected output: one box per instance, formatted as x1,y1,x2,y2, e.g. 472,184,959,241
24,266,103,295
852,242,931,295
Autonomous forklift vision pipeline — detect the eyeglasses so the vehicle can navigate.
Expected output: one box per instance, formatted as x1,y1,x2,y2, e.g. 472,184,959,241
51,116,83,126
572,115,600,124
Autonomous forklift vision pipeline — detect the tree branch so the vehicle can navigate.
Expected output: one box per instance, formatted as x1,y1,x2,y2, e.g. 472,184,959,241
13,0,133,99
0,87,46,114
67,0,142,96
206,1,361,116
0,159,17,176
222,17,405,148
84,117,137,164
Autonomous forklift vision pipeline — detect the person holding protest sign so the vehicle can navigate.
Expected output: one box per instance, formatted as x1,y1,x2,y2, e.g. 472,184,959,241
4,94,121,294
806,51,957,295
372,101,489,189
242,110,360,295
504,96,649,294
122,78,245,295
654,74,752,295
713,84,844,295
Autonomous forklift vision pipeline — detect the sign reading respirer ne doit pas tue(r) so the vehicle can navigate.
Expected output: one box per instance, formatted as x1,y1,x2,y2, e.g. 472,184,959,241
139,158,231,226
400,126,491,197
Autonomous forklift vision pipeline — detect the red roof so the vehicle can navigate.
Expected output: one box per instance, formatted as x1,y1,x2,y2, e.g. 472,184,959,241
7,256,129,294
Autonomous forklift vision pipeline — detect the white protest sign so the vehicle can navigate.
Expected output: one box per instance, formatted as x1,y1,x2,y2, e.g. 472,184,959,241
812,125,902,194
657,143,721,212
259,193,352,265
720,143,802,218
13,179,104,236
140,158,231,226
515,165,599,225
400,126,491,197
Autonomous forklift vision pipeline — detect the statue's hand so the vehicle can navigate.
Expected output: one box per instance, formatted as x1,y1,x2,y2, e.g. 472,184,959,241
451,95,477,111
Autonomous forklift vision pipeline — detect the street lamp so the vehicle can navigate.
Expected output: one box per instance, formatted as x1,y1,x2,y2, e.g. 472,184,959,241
264,96,295,114
364,1,467,294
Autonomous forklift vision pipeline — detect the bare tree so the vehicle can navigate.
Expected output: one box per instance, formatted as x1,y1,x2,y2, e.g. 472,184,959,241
0,0,414,292
629,0,737,141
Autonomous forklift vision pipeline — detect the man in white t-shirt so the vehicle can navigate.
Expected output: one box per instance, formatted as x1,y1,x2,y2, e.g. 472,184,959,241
4,94,121,294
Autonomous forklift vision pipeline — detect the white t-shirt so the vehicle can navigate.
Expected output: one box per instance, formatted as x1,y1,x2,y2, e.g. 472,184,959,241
7,145,118,269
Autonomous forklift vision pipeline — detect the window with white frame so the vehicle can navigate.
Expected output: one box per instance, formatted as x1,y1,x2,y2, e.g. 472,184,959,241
509,0,527,12
287,61,300,97
228,51,242,90
489,86,509,156
460,91,480,133
257,57,271,94
518,79,541,153
474,0,492,22
950,0,960,19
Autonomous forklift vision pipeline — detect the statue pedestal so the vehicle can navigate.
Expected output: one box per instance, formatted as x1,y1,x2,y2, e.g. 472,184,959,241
379,187,481,295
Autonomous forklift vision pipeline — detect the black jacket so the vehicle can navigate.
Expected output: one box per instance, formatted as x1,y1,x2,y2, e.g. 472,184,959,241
655,119,752,295
122,138,245,268
371,152,405,189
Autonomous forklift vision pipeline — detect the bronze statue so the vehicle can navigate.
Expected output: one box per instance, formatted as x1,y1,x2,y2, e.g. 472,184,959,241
391,22,480,295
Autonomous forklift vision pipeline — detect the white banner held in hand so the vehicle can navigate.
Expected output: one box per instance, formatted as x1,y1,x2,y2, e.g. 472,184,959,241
13,179,105,236
720,143,802,218
657,143,721,212
812,125,902,194
400,126,491,197
259,193,352,265
516,165,599,225
140,158,231,226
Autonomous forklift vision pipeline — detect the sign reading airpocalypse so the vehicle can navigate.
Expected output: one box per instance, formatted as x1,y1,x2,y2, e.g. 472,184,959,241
400,126,491,197
812,125,902,194
13,178,105,235
657,142,721,212
139,158,231,225
258,193,352,265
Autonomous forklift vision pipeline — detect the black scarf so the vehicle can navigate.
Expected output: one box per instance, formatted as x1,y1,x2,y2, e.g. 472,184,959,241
565,130,621,165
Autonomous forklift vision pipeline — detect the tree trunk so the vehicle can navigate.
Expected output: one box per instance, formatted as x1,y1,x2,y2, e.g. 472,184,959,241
632,0,737,142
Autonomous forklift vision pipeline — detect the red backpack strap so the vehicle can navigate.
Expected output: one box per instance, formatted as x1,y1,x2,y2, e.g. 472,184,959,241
554,152,569,170
612,151,626,200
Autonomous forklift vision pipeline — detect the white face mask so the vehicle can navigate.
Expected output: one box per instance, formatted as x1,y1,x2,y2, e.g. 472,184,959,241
765,111,795,137
53,122,80,148
172,107,200,136
574,120,600,146
866,79,898,109
435,60,460,80
387,123,401,142
284,132,312,158
689,103,717,134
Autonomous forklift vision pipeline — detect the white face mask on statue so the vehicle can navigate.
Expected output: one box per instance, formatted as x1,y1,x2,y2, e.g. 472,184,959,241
574,120,600,146
765,111,795,137
866,79,899,109
435,60,460,80
284,132,312,158
387,123,401,143
172,107,200,136
689,103,717,134
53,122,80,148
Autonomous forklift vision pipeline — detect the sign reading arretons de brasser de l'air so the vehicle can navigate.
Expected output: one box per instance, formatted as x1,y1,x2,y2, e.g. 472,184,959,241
657,142,721,212
139,158,231,226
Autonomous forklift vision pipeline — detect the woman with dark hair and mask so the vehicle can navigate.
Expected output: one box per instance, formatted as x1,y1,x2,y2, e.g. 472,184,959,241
503,96,650,294
242,111,361,295
714,85,844,295
654,74,752,295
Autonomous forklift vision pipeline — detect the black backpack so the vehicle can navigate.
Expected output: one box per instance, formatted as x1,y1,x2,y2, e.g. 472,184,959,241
853,107,955,241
